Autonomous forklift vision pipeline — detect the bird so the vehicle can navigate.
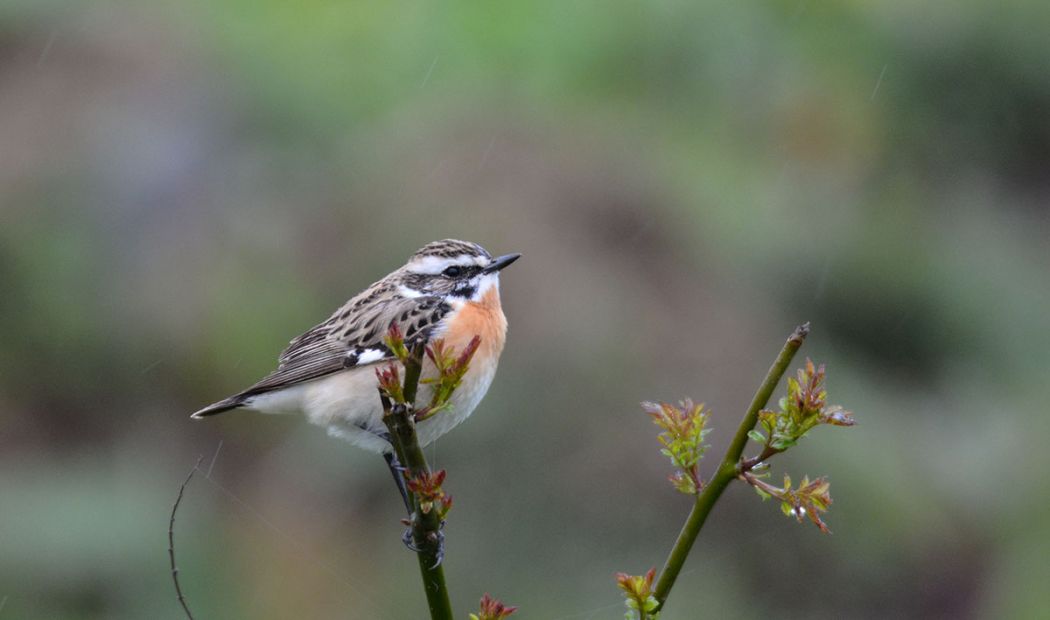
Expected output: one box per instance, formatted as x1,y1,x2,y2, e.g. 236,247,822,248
192,239,519,459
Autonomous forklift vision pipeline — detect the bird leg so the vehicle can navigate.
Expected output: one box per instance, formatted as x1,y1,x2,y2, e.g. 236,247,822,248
377,432,446,564
382,450,412,514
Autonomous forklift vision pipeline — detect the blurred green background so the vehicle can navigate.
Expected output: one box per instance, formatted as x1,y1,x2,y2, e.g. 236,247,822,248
2,1,1049,618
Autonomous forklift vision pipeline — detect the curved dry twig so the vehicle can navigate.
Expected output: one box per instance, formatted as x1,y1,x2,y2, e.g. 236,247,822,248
169,457,203,620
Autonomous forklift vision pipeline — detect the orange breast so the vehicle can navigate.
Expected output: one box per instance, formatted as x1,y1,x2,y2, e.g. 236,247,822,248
442,286,507,364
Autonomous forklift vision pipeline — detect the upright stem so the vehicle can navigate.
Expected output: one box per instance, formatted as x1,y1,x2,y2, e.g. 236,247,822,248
381,344,454,620
652,323,809,610
402,342,425,404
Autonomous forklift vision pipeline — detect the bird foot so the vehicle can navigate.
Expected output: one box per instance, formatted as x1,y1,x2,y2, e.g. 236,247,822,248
401,520,446,568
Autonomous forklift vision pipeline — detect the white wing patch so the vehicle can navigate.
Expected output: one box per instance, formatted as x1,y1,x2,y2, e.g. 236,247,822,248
398,284,426,298
355,348,388,365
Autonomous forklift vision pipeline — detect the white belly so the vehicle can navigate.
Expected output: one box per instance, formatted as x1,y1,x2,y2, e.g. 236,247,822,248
241,357,499,454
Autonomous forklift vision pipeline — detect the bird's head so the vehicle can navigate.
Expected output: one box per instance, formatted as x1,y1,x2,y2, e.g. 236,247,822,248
395,239,520,303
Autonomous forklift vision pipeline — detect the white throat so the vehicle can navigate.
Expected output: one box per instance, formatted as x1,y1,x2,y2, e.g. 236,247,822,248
470,273,500,302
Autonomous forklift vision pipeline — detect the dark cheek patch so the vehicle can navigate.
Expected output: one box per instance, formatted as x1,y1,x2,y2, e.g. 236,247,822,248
454,283,477,298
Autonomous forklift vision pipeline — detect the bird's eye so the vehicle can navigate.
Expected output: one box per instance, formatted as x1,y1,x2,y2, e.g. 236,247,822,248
442,266,463,278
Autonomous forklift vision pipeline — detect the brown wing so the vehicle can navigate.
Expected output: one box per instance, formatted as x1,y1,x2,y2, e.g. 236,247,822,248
250,289,450,394
191,284,450,417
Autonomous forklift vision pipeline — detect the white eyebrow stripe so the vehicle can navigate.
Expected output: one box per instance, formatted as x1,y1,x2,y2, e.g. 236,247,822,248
405,254,484,274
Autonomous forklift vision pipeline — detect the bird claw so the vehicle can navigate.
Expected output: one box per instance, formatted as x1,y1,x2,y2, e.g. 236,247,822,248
401,526,422,552
400,520,447,568
429,526,446,568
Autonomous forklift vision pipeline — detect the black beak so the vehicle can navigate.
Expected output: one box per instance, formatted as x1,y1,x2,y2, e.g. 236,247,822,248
483,253,521,274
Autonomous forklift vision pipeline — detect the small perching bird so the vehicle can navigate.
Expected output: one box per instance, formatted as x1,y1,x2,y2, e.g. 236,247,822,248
192,239,519,455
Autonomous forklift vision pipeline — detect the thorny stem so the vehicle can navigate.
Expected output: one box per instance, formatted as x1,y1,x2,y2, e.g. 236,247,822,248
381,343,454,620
169,456,204,620
651,323,810,611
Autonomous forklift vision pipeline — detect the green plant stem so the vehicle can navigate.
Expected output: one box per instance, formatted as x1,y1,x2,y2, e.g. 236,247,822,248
381,344,454,620
652,322,809,611
402,342,425,404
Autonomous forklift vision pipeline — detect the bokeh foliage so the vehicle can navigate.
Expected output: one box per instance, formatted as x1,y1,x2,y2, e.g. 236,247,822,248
1,0,1048,618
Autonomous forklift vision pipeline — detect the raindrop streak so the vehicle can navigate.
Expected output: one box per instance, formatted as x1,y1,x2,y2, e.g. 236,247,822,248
37,31,56,66
870,64,888,101
206,439,224,478
420,56,439,88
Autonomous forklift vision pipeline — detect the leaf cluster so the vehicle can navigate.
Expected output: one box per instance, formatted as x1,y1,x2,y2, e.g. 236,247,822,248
615,568,660,620
377,323,482,424
745,473,833,533
405,469,453,520
750,359,854,453
739,358,853,533
469,594,518,620
383,321,412,363
375,364,406,404
417,336,482,421
642,399,711,495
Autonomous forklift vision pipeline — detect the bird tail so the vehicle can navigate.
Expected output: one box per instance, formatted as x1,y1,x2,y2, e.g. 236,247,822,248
191,396,244,419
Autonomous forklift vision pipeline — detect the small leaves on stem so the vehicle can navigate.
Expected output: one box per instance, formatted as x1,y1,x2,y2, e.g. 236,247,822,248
384,321,412,363
747,358,854,460
405,469,453,519
737,358,854,533
642,323,853,613
615,568,660,620
376,363,405,404
742,472,834,533
378,323,482,423
418,336,482,421
377,323,484,620
643,399,711,495
469,594,518,620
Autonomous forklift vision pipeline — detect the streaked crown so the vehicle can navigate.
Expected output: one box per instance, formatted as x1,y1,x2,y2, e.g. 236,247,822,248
411,239,491,262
